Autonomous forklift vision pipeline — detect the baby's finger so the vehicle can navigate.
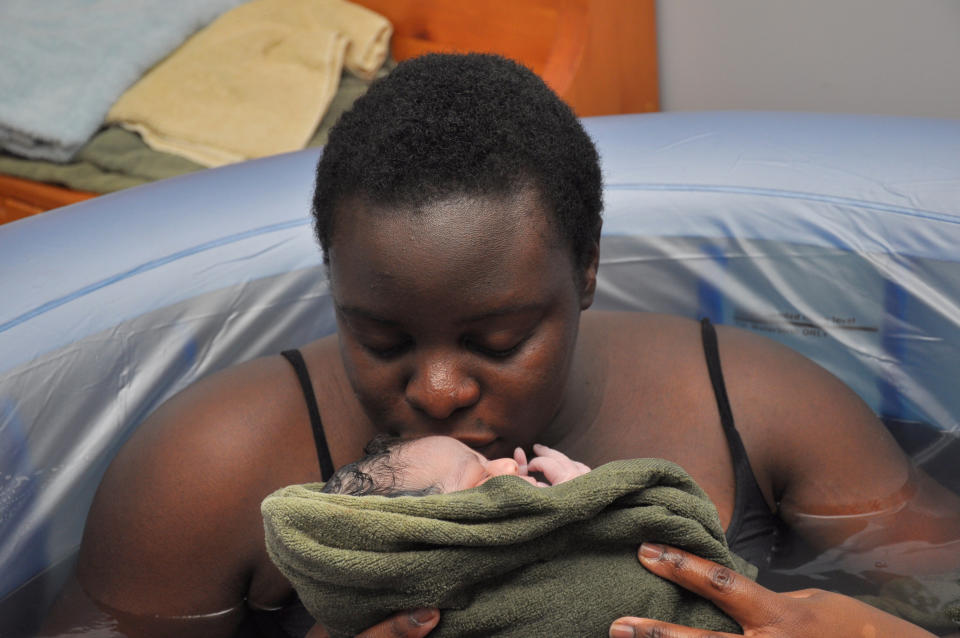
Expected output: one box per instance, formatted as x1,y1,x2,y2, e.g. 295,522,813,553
531,443,569,460
532,444,591,473
513,447,528,475
527,456,583,485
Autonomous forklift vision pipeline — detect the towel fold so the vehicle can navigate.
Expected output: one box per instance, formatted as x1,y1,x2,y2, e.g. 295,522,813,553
262,458,757,637
106,0,391,167
0,63,390,194
0,0,244,162
317,0,393,79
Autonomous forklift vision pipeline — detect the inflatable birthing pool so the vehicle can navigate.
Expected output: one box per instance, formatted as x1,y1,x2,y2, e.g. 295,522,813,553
1,111,959,632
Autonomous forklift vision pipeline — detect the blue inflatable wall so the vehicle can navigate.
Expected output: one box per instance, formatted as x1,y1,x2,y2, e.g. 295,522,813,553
1,112,958,614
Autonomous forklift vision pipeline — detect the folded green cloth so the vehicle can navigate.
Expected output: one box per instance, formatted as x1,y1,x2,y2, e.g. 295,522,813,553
262,458,757,637
0,126,202,193
0,62,389,194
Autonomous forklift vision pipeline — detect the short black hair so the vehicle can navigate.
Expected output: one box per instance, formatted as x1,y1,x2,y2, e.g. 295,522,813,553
321,434,440,498
312,53,603,272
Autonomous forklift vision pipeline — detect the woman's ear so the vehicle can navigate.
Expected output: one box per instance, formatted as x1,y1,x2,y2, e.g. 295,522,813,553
579,242,599,310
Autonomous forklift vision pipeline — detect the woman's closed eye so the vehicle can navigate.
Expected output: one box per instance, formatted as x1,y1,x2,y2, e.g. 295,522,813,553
464,328,535,360
468,340,523,359
362,339,412,359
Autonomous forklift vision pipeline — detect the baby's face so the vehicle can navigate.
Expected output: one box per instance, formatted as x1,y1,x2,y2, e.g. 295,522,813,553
396,436,537,493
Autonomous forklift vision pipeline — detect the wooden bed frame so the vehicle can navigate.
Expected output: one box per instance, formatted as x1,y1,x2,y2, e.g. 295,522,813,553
0,0,657,223
351,0,657,116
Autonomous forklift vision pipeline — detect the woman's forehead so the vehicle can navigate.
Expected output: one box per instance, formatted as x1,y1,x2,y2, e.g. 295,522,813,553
331,187,561,257
327,190,574,312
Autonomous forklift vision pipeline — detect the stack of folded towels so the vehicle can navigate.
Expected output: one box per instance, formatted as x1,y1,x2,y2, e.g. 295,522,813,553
0,0,392,190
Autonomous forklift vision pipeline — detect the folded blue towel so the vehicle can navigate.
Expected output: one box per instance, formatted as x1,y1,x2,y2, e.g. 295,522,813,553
0,0,247,162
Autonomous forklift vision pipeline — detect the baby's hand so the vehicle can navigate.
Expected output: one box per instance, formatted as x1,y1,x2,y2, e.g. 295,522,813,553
521,444,591,486
512,447,547,486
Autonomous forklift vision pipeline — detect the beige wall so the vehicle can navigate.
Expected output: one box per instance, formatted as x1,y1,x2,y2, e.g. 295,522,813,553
656,0,960,118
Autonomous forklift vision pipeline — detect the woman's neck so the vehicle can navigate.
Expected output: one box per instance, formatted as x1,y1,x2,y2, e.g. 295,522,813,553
538,313,609,454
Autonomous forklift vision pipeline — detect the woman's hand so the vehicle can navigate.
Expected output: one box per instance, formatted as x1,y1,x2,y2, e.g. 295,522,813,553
609,543,939,638
352,608,439,638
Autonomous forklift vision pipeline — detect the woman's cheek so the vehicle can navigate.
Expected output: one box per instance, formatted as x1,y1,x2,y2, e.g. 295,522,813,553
340,345,401,414
516,333,572,389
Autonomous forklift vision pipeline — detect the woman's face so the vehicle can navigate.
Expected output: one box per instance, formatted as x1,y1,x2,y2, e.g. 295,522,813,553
327,187,596,459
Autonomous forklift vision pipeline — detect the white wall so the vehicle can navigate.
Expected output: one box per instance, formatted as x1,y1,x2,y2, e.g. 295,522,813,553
657,0,960,118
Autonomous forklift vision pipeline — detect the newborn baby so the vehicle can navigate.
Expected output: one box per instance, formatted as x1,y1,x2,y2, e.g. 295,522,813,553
262,436,754,638
320,434,591,497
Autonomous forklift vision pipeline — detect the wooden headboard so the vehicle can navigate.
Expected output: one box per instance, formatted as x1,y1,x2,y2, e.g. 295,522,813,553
351,0,658,116
0,0,657,223
0,174,96,224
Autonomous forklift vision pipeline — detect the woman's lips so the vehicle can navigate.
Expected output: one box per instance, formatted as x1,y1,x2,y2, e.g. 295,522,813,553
462,436,496,449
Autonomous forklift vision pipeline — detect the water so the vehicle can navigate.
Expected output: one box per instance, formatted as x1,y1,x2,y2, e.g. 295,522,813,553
0,553,264,638
0,551,76,637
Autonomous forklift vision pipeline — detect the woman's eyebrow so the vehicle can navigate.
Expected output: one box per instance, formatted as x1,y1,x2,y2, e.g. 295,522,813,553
334,303,399,326
459,302,545,324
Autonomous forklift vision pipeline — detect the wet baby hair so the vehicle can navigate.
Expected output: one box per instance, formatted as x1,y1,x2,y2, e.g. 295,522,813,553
321,434,441,497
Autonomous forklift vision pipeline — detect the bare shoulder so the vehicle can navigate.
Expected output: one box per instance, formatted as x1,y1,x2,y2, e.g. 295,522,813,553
710,323,914,510
582,310,703,355
583,311,911,509
77,347,329,615
581,311,711,384
717,323,960,559
584,309,696,332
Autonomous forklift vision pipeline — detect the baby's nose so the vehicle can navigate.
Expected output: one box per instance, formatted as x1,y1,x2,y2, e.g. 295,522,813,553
484,457,519,477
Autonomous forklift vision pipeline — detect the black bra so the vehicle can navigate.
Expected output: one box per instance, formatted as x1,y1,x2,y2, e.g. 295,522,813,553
700,318,785,567
280,349,335,481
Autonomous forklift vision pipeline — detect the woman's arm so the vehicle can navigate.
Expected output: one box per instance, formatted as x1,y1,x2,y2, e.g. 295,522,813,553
616,326,960,638
41,356,326,637
720,324,960,569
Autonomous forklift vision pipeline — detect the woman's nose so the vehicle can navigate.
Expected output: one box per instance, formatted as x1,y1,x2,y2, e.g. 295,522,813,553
405,355,480,420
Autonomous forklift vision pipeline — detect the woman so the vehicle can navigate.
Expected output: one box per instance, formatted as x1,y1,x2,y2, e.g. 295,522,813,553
45,54,959,637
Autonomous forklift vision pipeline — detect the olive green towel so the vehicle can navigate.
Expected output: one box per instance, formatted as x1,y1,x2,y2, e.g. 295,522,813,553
262,458,757,637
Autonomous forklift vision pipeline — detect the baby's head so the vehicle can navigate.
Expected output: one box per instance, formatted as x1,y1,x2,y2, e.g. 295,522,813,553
322,435,534,497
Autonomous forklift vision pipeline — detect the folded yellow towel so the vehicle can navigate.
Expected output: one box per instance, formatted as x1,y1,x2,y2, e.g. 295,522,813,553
107,0,391,167
326,0,392,79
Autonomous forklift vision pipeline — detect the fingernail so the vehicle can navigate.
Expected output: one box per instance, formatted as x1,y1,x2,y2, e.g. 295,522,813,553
610,622,636,638
639,542,664,561
410,608,436,626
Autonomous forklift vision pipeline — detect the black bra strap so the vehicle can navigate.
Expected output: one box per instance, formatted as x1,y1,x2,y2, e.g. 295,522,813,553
700,318,736,434
701,317,756,541
281,349,335,480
